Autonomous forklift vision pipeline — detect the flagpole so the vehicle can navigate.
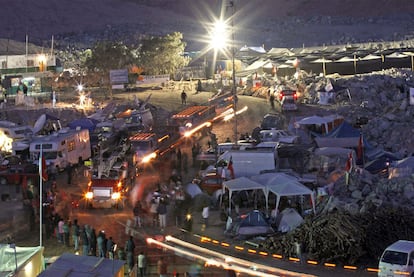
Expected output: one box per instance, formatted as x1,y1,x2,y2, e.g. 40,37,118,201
39,145,43,247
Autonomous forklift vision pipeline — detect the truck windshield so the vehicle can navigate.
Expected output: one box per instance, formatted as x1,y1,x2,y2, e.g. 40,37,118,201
381,250,408,265
43,151,58,160
131,141,152,151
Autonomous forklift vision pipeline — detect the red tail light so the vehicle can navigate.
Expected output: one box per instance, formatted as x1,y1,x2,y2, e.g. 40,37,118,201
279,93,284,100
293,93,298,100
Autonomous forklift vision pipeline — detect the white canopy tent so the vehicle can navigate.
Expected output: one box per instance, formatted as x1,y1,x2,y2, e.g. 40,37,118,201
222,177,267,214
251,173,316,214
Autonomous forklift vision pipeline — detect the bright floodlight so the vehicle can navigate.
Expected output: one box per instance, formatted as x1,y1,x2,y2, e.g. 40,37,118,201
77,84,83,92
210,20,229,50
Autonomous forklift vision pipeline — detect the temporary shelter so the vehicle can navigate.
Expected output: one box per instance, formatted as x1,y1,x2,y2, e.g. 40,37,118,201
38,253,125,277
227,209,274,239
185,182,202,198
275,208,304,233
251,173,316,214
0,245,44,277
389,157,414,179
68,118,99,132
313,121,361,148
222,177,267,214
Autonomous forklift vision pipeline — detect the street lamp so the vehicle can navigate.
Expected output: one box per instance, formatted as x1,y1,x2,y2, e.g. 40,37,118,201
208,1,238,144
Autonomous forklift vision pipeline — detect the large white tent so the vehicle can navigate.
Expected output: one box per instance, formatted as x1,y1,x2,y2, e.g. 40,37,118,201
251,173,316,214
222,177,267,214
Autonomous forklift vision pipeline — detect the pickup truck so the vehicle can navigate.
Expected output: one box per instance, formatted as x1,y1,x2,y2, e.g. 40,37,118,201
259,129,300,144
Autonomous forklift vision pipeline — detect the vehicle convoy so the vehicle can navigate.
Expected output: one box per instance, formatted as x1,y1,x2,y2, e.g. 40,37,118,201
30,128,91,171
378,240,414,277
85,142,131,209
129,125,181,167
171,105,215,136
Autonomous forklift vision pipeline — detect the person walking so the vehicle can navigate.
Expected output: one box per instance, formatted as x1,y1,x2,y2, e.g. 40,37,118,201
181,90,187,105
137,251,147,277
157,257,168,277
269,93,275,109
125,236,135,272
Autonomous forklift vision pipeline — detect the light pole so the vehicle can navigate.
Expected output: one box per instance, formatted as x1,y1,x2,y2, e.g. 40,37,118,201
229,0,238,145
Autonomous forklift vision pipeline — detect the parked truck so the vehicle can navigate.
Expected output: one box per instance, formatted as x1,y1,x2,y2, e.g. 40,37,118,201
202,149,277,179
30,128,91,171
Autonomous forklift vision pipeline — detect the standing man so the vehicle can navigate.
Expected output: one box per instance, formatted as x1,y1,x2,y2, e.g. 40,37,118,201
181,90,187,105
157,198,168,232
125,236,135,272
137,251,147,277
71,219,80,251
157,257,168,277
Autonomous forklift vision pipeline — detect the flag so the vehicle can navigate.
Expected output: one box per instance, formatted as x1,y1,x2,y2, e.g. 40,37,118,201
357,133,363,161
39,152,48,181
227,156,235,179
345,152,353,173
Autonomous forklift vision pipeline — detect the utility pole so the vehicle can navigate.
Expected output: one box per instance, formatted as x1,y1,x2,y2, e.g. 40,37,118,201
229,0,238,145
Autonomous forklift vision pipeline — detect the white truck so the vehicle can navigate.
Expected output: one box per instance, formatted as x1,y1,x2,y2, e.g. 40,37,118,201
259,128,300,144
378,240,414,277
205,149,277,179
30,128,91,171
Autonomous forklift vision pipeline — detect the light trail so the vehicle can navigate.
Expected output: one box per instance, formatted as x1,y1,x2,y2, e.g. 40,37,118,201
146,235,317,277
147,237,281,277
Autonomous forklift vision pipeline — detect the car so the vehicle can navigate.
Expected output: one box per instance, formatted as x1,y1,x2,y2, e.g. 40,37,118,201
258,129,300,144
274,86,299,112
260,113,285,130
200,172,225,195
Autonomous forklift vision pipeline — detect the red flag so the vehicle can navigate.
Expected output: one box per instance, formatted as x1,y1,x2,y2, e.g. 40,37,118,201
39,154,48,181
357,133,363,161
227,156,235,179
345,152,353,172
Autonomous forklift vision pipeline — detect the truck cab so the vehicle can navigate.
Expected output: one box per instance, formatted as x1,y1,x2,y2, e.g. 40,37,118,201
378,240,414,277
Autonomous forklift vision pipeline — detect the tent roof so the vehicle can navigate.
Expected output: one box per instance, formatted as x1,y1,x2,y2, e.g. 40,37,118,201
251,172,299,187
223,176,265,193
38,253,124,277
0,245,43,275
266,181,313,197
314,121,361,148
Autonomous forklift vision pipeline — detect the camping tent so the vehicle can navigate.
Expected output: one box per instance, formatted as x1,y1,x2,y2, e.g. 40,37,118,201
314,121,361,148
228,209,274,239
389,156,414,179
0,245,44,277
251,173,316,214
222,177,267,214
185,182,202,198
68,118,99,132
275,208,304,232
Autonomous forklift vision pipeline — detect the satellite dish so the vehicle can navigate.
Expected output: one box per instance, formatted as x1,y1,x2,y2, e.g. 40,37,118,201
33,114,46,135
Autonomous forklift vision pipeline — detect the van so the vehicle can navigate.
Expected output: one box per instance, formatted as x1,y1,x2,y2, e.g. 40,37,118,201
378,240,414,277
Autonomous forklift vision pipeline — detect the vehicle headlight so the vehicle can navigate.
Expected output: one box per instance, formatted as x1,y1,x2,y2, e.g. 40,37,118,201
112,192,121,200
85,191,93,199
